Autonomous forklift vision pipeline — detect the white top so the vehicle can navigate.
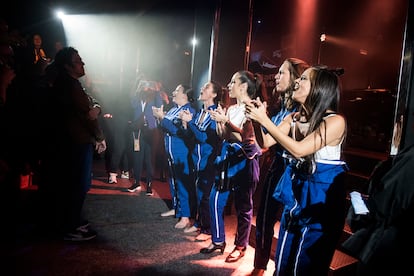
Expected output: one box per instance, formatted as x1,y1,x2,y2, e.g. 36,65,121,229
291,113,344,164
315,143,342,161
315,114,344,164
227,104,246,128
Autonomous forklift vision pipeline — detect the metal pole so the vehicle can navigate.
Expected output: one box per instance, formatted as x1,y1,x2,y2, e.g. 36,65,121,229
244,0,253,70
317,41,322,64
190,23,196,86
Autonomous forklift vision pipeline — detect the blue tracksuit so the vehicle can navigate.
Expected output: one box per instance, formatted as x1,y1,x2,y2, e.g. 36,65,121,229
273,160,348,276
254,105,296,269
159,103,196,218
210,140,261,247
185,104,221,234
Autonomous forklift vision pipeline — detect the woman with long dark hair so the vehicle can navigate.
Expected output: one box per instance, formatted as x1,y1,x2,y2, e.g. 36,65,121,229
246,65,347,275
200,70,263,263
251,58,309,275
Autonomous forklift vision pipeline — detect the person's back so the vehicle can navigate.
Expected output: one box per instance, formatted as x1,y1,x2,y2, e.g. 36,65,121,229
342,144,414,276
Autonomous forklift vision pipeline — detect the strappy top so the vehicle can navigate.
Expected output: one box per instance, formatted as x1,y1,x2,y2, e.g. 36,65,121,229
290,113,344,163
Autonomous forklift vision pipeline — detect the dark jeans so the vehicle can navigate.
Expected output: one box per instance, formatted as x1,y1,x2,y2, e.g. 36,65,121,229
104,117,130,173
41,142,93,234
254,155,285,270
131,128,154,183
196,175,214,234
62,143,93,233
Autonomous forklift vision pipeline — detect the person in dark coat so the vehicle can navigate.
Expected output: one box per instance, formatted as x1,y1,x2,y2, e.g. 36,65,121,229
342,137,414,276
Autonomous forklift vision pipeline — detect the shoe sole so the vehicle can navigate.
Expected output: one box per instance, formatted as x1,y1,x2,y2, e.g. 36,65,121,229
63,231,97,241
127,187,141,192
184,226,199,233
109,175,118,184
64,234,97,241
175,223,190,229
195,234,211,242
161,210,175,217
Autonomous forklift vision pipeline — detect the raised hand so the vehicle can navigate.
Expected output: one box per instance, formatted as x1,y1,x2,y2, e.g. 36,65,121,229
180,109,193,123
152,105,165,119
245,97,268,123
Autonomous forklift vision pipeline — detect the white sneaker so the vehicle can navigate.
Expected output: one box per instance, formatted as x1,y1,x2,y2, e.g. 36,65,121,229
160,209,175,217
108,173,117,184
127,184,141,192
121,171,129,179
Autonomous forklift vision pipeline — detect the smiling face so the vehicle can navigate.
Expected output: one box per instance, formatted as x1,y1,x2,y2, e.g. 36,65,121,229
172,85,188,106
292,67,312,104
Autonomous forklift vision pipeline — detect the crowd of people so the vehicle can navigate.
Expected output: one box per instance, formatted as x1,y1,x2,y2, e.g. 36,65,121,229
0,15,110,242
2,15,410,276
246,65,348,275
151,63,351,275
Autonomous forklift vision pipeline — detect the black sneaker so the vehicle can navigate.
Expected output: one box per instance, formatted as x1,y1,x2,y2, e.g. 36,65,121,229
127,183,141,192
146,184,153,196
78,219,90,230
63,228,97,241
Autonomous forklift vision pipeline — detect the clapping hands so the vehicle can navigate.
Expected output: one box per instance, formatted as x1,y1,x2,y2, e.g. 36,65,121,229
209,104,227,123
244,97,268,123
179,109,193,123
152,105,165,119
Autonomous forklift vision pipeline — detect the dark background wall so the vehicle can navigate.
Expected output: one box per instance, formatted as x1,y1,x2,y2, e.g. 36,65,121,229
2,0,409,92
2,0,411,153
248,0,408,92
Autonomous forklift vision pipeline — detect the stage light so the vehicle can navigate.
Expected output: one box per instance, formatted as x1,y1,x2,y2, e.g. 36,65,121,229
55,10,66,20
318,33,326,64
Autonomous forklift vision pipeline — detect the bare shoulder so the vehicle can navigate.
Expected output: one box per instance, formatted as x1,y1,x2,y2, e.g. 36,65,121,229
325,113,346,125
324,113,346,137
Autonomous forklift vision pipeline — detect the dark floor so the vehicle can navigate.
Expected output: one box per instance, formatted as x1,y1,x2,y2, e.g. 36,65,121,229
5,158,273,276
